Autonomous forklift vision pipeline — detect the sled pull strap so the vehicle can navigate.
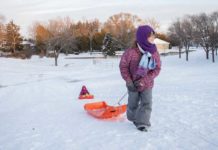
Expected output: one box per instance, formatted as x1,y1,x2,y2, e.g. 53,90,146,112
118,91,128,105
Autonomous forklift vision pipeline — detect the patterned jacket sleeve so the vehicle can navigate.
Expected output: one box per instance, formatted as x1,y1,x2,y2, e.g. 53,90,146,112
147,51,161,80
119,50,132,82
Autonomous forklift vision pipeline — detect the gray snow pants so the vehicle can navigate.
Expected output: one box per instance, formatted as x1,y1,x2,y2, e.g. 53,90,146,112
127,89,152,127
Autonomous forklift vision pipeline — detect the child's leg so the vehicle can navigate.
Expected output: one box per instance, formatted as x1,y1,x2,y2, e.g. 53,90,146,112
135,89,152,127
127,90,140,122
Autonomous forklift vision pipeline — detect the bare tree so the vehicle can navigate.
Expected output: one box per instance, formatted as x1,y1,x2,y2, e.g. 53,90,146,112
181,16,194,61
86,19,100,54
29,22,50,55
30,17,78,65
168,11,218,63
191,12,218,62
46,18,77,66
61,30,78,55
191,13,211,60
103,12,142,48
168,19,184,59
144,17,160,31
209,11,218,62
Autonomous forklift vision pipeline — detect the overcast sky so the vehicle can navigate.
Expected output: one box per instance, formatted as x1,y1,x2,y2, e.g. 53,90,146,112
0,0,217,37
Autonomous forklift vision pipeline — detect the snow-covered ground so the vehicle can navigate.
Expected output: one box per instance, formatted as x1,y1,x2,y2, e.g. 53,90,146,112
0,49,218,150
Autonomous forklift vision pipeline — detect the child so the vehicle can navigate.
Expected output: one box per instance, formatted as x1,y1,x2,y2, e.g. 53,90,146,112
80,85,90,96
119,25,161,131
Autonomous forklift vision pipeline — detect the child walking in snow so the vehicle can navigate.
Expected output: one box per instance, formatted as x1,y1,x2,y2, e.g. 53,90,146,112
119,25,161,131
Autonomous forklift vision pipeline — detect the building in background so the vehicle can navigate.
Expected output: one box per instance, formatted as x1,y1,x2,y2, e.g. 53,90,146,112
154,38,170,54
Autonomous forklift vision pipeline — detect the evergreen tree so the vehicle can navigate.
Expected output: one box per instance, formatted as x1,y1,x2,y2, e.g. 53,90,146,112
102,33,115,56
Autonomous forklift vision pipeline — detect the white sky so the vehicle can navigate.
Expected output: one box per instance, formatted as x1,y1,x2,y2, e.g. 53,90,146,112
0,0,217,37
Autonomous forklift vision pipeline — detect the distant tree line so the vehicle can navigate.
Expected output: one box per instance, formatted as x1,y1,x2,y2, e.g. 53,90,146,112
28,13,161,65
2,11,217,65
168,11,218,62
0,12,164,65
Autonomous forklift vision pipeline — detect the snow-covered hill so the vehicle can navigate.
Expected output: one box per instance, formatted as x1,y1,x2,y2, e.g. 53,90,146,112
0,49,218,150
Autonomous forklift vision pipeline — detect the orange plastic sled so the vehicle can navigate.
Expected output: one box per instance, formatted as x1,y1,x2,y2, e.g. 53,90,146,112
84,101,127,119
79,94,94,100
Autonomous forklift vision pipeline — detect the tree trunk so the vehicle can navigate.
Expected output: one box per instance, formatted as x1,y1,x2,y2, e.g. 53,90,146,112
40,49,45,57
185,44,189,61
206,50,209,60
54,50,58,66
212,49,215,63
186,49,189,61
12,42,16,53
179,46,181,59
90,36,93,55
55,56,58,66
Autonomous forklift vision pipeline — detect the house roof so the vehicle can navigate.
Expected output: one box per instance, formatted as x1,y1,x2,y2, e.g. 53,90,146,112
154,38,170,45
21,41,35,46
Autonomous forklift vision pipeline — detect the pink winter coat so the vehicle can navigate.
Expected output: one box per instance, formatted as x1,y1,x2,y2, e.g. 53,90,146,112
119,48,161,91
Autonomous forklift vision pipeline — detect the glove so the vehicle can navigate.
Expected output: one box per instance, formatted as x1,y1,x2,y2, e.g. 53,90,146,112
126,81,137,92
133,79,144,88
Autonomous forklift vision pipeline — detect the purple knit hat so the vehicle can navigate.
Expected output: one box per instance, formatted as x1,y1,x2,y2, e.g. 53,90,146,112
136,25,157,54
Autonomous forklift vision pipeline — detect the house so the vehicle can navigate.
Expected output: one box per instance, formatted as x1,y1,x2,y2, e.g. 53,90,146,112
21,40,35,51
154,38,170,54
116,38,170,57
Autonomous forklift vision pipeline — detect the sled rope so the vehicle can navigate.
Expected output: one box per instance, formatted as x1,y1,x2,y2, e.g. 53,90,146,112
118,91,128,105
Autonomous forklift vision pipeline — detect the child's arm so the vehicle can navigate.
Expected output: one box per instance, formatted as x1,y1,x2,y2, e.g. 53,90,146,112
119,50,132,82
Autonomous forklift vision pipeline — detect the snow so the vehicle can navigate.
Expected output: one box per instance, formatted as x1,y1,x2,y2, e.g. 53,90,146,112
159,47,197,54
0,48,218,150
65,52,104,58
